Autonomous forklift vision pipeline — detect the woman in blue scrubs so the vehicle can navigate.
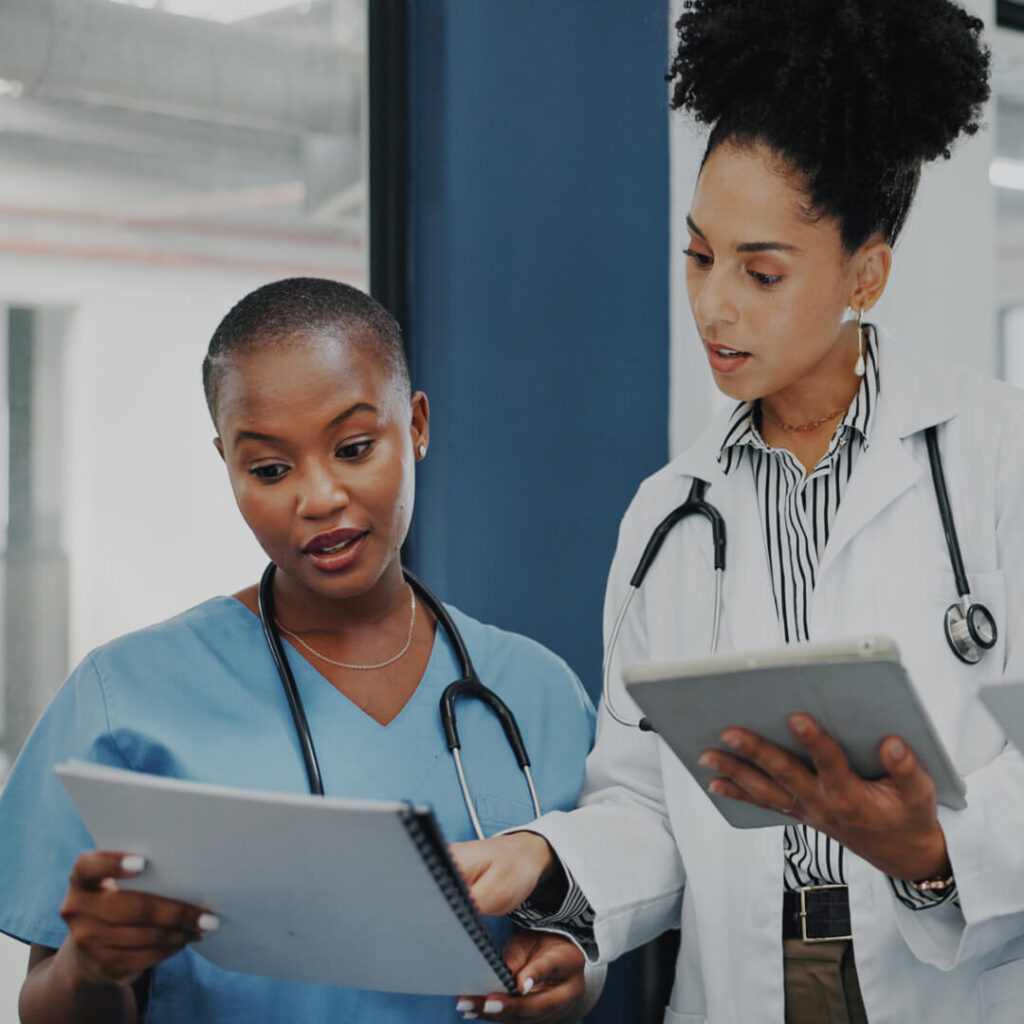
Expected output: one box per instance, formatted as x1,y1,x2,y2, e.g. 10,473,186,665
0,278,596,1023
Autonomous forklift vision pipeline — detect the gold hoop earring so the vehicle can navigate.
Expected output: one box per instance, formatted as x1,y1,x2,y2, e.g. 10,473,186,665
855,309,866,378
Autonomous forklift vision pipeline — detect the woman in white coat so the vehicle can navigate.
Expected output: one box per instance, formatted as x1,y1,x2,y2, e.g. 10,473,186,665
450,2,1024,1022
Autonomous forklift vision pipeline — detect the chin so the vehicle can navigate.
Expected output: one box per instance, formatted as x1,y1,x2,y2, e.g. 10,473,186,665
712,374,766,404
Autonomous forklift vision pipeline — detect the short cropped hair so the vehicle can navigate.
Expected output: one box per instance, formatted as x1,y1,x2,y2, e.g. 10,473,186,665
202,277,409,424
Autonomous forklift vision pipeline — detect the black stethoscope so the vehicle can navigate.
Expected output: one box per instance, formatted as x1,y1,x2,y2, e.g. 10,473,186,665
257,562,542,838
604,424,998,730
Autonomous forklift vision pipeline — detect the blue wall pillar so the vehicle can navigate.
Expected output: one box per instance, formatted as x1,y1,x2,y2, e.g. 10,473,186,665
406,3,671,1019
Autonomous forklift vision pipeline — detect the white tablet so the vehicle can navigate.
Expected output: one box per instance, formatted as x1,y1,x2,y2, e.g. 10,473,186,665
622,635,966,829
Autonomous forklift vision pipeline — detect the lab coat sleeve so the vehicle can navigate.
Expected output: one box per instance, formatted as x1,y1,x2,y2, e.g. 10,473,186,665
527,483,686,965
892,402,1024,969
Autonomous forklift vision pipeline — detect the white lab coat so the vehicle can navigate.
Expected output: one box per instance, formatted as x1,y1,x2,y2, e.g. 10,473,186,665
532,332,1024,1023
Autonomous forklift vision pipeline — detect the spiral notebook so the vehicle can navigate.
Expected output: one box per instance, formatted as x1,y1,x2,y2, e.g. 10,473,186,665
55,760,517,996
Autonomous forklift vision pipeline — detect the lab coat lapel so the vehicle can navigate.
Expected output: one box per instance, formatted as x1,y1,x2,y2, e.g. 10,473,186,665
817,333,960,581
815,412,922,580
670,413,781,652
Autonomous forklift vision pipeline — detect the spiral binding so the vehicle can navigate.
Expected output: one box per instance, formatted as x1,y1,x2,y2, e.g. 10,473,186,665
402,805,518,995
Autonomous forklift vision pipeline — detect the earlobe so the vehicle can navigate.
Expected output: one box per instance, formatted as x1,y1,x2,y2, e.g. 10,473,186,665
410,390,430,459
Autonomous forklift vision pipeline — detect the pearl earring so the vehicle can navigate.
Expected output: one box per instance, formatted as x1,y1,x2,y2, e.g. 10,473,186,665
855,308,866,378
417,444,427,458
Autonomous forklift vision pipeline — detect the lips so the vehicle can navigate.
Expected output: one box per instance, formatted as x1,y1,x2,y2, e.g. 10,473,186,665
706,342,750,358
704,341,752,374
302,528,367,556
300,528,370,575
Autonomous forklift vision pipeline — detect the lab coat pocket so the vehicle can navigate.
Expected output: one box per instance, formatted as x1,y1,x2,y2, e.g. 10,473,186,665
981,958,1024,1024
662,1009,705,1024
873,569,1006,769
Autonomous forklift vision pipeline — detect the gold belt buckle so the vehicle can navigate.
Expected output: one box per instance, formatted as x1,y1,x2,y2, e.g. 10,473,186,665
799,883,851,943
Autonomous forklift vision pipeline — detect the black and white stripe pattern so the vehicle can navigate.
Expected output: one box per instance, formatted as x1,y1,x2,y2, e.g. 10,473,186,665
511,879,597,957
718,329,953,910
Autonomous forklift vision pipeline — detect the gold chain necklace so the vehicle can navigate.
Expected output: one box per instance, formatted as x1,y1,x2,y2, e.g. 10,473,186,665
275,585,416,670
759,403,848,434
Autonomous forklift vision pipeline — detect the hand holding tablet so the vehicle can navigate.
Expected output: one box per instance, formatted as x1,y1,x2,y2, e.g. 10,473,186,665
623,636,962,881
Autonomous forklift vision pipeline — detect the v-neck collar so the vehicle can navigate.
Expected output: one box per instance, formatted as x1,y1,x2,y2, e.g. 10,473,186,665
230,596,450,730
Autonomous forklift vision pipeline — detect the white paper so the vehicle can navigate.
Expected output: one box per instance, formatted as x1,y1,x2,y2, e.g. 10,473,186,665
55,760,509,995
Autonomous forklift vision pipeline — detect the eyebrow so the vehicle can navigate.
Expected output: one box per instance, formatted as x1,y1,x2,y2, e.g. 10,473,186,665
686,215,802,255
232,401,378,447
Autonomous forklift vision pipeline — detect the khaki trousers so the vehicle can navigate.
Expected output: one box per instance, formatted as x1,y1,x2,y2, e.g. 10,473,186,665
783,938,869,1024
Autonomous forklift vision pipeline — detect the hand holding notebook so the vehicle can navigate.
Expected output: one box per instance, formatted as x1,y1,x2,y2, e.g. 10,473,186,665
56,760,517,996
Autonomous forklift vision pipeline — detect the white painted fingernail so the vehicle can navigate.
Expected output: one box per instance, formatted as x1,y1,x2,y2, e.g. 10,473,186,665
100,877,118,892
521,976,535,994
121,854,145,873
462,1014,478,1021
455,1000,474,1012
197,913,220,933
483,1000,503,1013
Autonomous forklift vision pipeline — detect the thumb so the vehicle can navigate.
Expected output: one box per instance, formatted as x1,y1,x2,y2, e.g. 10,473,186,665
502,930,540,975
448,840,487,884
516,935,586,992
880,735,935,807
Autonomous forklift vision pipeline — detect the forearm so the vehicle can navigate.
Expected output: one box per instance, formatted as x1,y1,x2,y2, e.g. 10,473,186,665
19,942,138,1024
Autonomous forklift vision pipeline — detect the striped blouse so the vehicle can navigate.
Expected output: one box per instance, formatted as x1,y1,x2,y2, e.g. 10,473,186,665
717,328,953,910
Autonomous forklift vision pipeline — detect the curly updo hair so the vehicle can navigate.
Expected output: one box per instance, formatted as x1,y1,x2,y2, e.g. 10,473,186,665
668,0,991,252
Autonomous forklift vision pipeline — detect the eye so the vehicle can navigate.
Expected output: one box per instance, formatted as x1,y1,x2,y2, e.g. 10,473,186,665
747,269,783,287
249,463,289,482
335,440,374,460
684,248,713,269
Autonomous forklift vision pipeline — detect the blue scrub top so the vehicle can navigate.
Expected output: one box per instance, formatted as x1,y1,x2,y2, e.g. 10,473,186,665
0,597,595,1023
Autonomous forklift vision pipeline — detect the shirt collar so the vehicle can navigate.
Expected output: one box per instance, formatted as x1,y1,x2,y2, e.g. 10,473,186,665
716,325,881,474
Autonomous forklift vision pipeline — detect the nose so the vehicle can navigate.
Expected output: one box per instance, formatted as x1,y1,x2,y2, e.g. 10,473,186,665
295,460,349,519
691,265,738,332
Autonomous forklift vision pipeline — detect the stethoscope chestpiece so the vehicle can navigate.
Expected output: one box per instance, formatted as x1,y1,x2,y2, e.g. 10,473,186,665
944,598,997,665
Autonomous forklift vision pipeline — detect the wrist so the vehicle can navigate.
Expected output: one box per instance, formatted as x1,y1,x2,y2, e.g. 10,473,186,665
507,830,556,885
58,939,123,992
909,872,955,893
894,826,951,883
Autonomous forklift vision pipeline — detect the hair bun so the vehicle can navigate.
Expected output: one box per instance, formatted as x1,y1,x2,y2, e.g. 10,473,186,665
669,0,990,171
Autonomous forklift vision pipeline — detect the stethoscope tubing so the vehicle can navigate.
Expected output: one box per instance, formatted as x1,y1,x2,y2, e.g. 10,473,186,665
603,479,726,730
257,563,541,836
924,425,971,602
258,563,325,796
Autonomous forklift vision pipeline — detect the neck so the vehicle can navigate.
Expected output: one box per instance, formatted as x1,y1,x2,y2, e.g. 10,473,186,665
759,321,862,430
271,559,408,637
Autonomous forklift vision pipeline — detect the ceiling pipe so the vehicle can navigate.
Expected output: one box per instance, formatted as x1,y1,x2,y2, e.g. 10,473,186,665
0,0,360,135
